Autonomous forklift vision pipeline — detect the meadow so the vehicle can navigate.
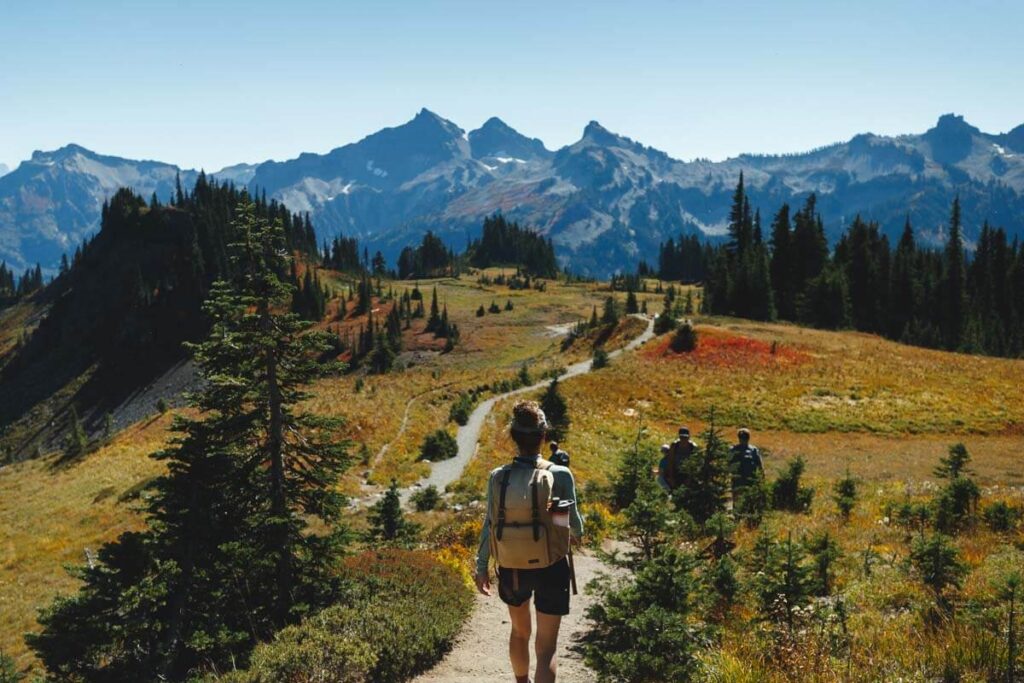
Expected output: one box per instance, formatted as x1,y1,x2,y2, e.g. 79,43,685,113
2,271,1023,679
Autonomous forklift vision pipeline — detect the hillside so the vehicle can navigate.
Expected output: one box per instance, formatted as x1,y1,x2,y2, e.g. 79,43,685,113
4,112,1024,276
2,271,1023,677
0,178,319,463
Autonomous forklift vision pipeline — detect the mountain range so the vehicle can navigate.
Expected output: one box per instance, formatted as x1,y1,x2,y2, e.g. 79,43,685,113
3,110,1024,276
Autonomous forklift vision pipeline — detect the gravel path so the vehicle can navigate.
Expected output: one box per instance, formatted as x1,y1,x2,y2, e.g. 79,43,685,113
416,315,654,495
410,316,654,682
412,550,606,683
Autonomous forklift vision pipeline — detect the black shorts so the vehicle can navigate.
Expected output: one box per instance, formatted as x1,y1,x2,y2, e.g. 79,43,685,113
497,557,571,616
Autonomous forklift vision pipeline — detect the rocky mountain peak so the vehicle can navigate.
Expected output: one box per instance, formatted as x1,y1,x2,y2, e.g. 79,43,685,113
468,117,550,160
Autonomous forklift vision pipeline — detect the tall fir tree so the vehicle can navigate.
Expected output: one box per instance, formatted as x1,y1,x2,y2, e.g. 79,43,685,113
29,201,352,681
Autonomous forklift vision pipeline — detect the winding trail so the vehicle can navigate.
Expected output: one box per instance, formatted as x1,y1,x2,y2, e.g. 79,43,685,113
416,315,655,495
409,316,654,683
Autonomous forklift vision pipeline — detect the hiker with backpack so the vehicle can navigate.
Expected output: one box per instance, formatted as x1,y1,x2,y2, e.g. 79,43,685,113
729,427,764,496
657,426,695,493
475,401,584,683
548,441,570,467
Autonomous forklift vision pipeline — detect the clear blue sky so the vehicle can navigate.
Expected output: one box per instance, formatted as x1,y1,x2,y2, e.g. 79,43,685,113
2,0,1022,172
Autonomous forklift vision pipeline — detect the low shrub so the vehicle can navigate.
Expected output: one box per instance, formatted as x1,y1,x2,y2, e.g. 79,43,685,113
668,321,697,353
982,501,1019,532
411,484,443,512
771,456,814,513
233,549,473,683
449,392,476,425
420,429,458,462
592,346,610,369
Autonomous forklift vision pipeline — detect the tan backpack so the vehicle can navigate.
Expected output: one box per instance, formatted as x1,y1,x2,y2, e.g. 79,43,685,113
488,458,570,570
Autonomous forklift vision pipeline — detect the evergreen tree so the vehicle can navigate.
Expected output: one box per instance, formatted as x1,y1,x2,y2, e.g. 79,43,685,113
941,197,967,349
601,296,619,326
579,546,710,683
889,217,919,339
770,456,815,512
805,531,841,596
367,480,420,544
625,289,639,314
673,415,730,526
29,202,352,680
756,532,813,634
64,406,89,460
539,377,570,442
833,468,858,522
910,533,967,612
425,287,441,333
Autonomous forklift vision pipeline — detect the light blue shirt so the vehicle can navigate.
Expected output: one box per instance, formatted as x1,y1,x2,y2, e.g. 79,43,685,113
476,455,584,576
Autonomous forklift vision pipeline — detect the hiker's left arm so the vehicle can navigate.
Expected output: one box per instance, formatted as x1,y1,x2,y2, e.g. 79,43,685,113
475,477,493,578
559,469,585,539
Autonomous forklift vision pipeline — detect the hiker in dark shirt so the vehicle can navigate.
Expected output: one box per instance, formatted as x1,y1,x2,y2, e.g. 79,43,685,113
729,427,764,495
549,441,570,467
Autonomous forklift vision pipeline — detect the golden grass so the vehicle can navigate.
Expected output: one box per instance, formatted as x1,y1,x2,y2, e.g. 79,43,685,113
5,277,1024,678
0,413,172,670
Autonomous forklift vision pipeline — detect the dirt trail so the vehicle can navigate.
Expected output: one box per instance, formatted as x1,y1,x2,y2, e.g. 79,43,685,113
416,315,655,495
410,316,654,682
412,550,605,683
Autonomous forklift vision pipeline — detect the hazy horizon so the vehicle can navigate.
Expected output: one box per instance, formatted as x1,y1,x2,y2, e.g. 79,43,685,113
2,0,1023,172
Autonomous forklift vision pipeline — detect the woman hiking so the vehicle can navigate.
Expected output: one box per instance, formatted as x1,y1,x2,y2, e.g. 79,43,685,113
475,401,585,683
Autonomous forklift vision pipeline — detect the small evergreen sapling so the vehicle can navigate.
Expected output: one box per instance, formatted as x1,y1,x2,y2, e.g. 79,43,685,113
368,480,421,544
411,484,442,512
578,546,711,683
735,469,770,528
673,415,730,526
771,456,815,512
805,531,841,596
757,532,813,634
539,377,570,442
419,430,458,462
832,468,858,522
909,533,967,613
669,320,698,353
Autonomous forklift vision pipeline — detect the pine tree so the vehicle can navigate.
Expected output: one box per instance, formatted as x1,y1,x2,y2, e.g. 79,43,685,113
425,287,441,333
539,377,570,441
63,406,89,460
625,289,639,314
833,468,858,522
367,480,420,544
941,197,967,349
910,533,967,612
757,532,813,633
602,296,619,326
673,414,730,526
889,217,919,339
805,531,841,596
29,201,352,680
579,546,709,683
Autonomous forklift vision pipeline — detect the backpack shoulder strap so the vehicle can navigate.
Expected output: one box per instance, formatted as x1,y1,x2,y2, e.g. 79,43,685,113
495,466,513,541
536,458,554,470
530,471,541,541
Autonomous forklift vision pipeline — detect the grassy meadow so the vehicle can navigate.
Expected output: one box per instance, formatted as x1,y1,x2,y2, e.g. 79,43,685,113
2,270,1024,678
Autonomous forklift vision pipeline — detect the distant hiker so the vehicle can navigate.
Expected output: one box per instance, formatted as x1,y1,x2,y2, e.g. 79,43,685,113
729,427,764,494
549,441,570,468
657,426,695,492
476,401,584,683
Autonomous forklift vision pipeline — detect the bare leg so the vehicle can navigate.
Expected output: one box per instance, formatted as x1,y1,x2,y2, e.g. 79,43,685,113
534,610,563,683
508,600,533,680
